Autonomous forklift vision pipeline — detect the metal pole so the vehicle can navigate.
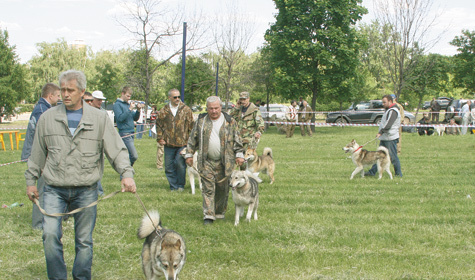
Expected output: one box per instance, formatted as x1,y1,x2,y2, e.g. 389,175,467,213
180,22,187,102
215,62,219,96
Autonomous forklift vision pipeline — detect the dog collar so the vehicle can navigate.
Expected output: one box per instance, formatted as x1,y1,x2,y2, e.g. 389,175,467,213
353,146,363,153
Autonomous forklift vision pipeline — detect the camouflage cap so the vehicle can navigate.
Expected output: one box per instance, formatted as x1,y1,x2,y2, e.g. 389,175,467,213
239,92,250,99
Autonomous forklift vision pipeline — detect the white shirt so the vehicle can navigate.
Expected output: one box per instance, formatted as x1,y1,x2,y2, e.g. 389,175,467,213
207,113,224,160
169,103,179,117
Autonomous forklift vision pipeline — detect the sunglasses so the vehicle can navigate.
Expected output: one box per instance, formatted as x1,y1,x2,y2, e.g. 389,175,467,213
172,96,180,99
84,99,94,102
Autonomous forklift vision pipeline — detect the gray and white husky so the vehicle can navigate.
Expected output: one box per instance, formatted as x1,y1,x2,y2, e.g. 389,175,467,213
138,211,186,280
343,139,393,180
229,170,262,226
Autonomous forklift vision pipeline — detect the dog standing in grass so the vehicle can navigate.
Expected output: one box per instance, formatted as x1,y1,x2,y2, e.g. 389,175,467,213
187,151,202,194
244,147,275,184
230,170,261,226
138,211,186,280
343,139,393,180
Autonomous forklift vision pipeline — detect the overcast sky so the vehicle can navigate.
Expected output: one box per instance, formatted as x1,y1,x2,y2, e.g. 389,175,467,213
1,0,474,63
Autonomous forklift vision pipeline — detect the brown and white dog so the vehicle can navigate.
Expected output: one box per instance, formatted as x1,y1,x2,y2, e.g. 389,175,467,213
343,139,393,180
230,170,261,226
138,211,186,280
244,147,275,184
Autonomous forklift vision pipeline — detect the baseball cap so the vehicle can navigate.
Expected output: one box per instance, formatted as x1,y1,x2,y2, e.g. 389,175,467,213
390,94,397,99
92,90,106,100
239,92,250,99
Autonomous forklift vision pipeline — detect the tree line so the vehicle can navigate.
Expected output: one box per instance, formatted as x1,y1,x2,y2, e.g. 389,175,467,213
1,0,475,119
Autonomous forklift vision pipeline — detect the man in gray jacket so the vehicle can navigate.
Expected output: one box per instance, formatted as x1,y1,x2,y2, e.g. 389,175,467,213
25,70,136,280
365,94,402,177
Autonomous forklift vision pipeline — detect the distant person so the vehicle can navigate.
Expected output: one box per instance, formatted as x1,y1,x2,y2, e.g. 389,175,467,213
25,70,136,280
461,100,471,135
150,105,163,170
21,83,61,230
366,94,402,177
113,86,142,166
417,113,434,136
156,89,194,191
136,102,145,139
185,96,244,224
230,92,265,151
391,94,405,154
430,98,441,123
446,118,461,135
285,100,298,138
298,100,313,137
254,99,262,107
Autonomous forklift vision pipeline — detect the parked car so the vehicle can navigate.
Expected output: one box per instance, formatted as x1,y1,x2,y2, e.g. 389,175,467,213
422,97,452,110
445,99,475,124
325,100,415,125
422,101,431,110
221,101,235,112
259,104,287,123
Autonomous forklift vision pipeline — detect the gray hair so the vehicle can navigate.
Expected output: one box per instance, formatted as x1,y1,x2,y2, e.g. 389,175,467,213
168,88,180,97
59,70,87,91
206,96,221,105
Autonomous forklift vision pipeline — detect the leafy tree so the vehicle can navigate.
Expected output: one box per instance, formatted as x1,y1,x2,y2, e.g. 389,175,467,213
264,0,367,113
28,38,90,101
0,29,29,122
167,55,214,106
450,30,475,95
405,53,451,115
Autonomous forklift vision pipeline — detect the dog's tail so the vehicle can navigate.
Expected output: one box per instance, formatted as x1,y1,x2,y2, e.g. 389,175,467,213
377,146,390,156
262,147,273,158
137,210,162,239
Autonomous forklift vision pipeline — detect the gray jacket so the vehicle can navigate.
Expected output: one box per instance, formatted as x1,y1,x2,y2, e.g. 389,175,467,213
378,105,401,141
25,102,134,188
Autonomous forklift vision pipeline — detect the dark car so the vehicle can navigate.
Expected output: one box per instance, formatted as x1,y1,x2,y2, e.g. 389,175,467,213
445,99,475,124
422,101,431,110
423,97,452,110
326,100,415,125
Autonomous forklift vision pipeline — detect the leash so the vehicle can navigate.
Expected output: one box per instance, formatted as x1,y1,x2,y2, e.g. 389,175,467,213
353,137,379,153
133,192,162,237
31,190,121,217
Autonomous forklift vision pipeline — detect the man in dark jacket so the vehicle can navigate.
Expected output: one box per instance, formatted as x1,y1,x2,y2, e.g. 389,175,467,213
21,83,61,229
156,89,194,191
113,86,142,166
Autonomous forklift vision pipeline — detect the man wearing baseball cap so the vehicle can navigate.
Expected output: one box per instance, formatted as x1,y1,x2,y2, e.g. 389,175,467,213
91,90,107,110
390,94,405,154
230,91,265,150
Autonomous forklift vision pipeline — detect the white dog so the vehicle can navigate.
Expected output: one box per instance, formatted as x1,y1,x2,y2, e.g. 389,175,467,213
187,151,202,195
434,126,445,136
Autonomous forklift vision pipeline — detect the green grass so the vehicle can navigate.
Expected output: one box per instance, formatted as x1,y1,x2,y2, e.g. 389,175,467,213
0,124,474,279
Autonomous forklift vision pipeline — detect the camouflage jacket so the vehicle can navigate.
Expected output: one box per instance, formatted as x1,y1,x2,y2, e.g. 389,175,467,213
230,103,265,144
298,104,314,122
156,103,194,147
185,113,244,177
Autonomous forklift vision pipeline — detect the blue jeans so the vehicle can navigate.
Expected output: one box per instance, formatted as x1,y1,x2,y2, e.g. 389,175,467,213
119,132,138,166
42,184,98,280
164,146,187,190
136,123,144,139
368,139,402,177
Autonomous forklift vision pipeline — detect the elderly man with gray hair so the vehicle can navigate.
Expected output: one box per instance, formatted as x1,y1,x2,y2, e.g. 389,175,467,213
185,96,245,225
25,70,136,280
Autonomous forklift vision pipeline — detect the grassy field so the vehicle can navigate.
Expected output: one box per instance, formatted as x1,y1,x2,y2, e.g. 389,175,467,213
0,124,474,279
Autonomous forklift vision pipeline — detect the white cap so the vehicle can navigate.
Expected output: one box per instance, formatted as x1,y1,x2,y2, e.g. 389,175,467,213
92,90,106,100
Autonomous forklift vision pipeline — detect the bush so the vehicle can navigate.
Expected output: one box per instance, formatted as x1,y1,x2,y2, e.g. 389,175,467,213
16,104,34,113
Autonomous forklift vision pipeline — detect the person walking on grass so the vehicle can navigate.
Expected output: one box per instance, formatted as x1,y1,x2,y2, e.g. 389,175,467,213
365,94,402,177
25,70,136,280
21,83,61,230
185,96,244,225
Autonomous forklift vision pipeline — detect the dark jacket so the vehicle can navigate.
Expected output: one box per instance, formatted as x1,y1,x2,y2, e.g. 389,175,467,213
21,98,52,161
113,99,140,134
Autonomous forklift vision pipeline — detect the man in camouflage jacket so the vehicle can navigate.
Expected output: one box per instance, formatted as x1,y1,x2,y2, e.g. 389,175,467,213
230,91,265,150
298,100,314,136
185,96,244,225
156,89,194,191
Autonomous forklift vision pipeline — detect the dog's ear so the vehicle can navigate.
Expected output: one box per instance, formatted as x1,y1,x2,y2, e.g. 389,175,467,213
174,239,181,250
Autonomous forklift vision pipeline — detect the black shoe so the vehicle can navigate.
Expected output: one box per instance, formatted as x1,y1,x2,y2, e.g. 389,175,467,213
203,219,214,225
